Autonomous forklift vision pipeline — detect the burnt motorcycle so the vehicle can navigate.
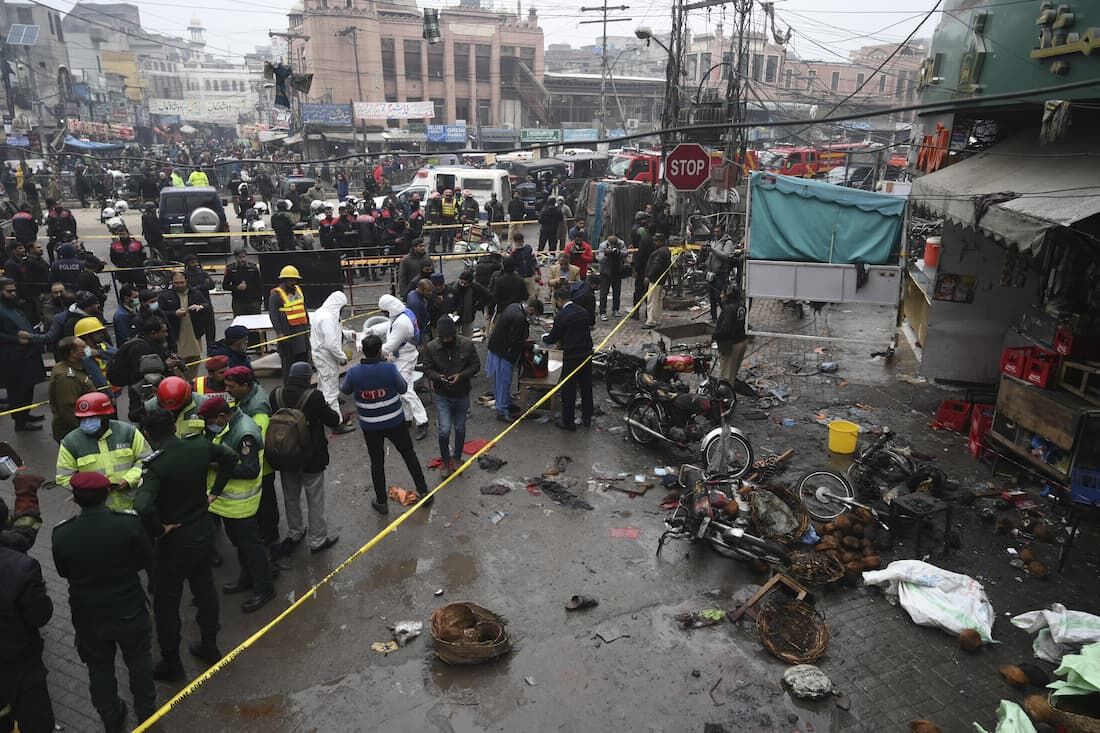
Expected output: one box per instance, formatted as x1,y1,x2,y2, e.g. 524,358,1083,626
658,463,790,565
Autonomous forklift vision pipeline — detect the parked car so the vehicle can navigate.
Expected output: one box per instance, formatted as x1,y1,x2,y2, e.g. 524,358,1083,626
157,186,232,256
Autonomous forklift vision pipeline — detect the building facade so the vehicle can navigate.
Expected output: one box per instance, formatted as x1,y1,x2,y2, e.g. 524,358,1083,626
1,2,72,134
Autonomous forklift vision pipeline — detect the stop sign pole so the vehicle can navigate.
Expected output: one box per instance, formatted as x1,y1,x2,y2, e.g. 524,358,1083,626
665,143,711,192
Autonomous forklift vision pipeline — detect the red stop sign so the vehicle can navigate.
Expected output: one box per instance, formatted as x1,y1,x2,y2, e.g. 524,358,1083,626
665,143,711,191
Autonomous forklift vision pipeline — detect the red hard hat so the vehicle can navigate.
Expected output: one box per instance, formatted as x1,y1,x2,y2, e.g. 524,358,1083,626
74,391,115,418
157,376,192,411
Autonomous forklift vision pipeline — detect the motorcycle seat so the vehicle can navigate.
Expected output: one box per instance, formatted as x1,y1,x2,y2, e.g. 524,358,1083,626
673,393,709,414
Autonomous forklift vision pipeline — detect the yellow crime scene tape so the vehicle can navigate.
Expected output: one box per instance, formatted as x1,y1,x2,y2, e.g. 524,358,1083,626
76,218,543,240
130,255,681,732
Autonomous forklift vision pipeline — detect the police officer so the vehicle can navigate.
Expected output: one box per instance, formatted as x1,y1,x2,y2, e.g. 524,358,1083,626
133,408,238,682
197,396,275,613
223,367,279,552
55,392,151,511
144,376,206,438
271,200,296,251
52,471,155,732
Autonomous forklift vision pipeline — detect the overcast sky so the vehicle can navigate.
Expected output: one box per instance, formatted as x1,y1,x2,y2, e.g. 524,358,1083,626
55,0,940,64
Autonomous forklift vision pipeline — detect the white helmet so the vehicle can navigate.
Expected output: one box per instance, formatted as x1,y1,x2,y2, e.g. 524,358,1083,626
100,207,116,220
346,195,359,206
252,201,268,214
114,200,129,214
105,216,126,234
310,199,325,214
282,199,294,211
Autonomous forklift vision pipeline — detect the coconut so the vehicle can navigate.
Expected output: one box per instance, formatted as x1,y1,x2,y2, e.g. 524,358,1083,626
834,515,852,532
850,522,864,537
1018,547,1035,563
1027,560,1048,579
958,629,982,653
862,555,881,570
1000,665,1029,688
1023,694,1054,723
909,721,942,733
841,536,862,550
1034,523,1053,543
841,551,859,564
853,507,874,525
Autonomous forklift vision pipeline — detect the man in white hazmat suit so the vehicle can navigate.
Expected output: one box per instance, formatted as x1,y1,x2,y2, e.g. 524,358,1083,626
369,294,430,440
310,290,357,434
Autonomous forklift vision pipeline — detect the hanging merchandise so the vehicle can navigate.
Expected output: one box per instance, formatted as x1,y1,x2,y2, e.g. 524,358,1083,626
271,63,292,109
423,9,442,45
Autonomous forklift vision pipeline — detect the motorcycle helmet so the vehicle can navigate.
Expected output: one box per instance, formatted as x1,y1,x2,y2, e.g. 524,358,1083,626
156,376,192,411
100,206,116,220
346,195,359,205
252,201,268,214
276,199,290,211
310,200,325,214
114,200,129,214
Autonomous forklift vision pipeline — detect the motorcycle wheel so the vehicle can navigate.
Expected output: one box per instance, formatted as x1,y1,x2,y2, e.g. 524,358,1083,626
605,367,636,407
625,398,661,445
143,259,173,289
796,470,853,522
846,449,914,497
701,430,753,477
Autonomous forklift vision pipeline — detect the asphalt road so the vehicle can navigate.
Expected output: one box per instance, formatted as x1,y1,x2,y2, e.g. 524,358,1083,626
9,204,1100,732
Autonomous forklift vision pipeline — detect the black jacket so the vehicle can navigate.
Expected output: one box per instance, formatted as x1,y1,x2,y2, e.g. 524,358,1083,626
634,235,654,280
507,198,525,220
422,335,481,396
445,281,492,324
645,246,672,282
158,286,215,350
543,301,593,360
0,546,52,661
270,381,342,473
221,262,263,305
539,204,563,231
487,302,530,363
491,272,528,314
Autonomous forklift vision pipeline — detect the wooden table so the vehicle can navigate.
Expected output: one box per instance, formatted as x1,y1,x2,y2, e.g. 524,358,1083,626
516,348,564,414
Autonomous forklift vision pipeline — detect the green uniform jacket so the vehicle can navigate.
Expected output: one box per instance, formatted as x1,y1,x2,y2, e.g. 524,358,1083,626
55,421,151,511
144,394,207,438
52,505,153,623
206,411,263,519
235,384,274,477
47,361,95,443
134,434,238,541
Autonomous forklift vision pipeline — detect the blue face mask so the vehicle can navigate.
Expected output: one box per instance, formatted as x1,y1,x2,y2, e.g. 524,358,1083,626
206,423,222,436
79,417,102,434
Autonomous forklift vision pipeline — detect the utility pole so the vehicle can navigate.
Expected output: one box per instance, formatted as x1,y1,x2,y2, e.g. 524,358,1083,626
580,3,630,141
336,26,365,102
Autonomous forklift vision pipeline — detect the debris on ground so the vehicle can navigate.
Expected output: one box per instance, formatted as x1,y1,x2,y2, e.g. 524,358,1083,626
430,602,512,665
1012,604,1100,662
782,664,833,700
862,560,995,642
480,483,512,495
565,595,598,611
973,700,1039,733
960,629,983,653
387,486,420,506
1000,665,1029,688
609,527,641,539
524,676,537,686
543,455,573,477
371,641,399,654
594,623,630,644
478,455,507,472
758,597,829,664
488,510,507,524
675,608,727,629
527,478,593,510
392,620,423,647
462,439,494,455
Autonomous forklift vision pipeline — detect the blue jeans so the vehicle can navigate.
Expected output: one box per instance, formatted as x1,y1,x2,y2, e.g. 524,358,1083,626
486,350,514,418
436,393,470,462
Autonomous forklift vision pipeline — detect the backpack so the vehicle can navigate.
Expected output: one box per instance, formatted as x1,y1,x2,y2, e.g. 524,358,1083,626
106,337,146,386
265,387,315,471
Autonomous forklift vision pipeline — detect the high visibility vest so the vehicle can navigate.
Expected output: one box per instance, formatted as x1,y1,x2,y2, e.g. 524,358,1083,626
188,170,210,187
441,197,456,217
236,385,274,477
194,376,232,405
206,412,264,519
171,172,185,187
56,421,150,511
274,286,308,327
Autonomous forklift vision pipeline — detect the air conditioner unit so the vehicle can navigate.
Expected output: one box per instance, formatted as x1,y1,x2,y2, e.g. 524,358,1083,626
626,118,639,129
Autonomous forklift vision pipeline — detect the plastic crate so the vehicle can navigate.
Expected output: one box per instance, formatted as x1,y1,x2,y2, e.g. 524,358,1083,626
1000,346,1032,378
932,399,972,432
1025,349,1060,389
1071,469,1100,507
968,403,995,458
1053,327,1074,356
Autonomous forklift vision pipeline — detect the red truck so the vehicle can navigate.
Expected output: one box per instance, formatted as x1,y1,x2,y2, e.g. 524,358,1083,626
609,148,759,185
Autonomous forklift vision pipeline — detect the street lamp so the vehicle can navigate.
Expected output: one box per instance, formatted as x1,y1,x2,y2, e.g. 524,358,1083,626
634,26,671,55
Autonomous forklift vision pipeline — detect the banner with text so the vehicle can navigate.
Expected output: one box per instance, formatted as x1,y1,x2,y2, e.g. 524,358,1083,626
301,103,354,127
354,101,435,121
520,128,562,143
562,128,598,143
426,123,468,143
148,97,253,124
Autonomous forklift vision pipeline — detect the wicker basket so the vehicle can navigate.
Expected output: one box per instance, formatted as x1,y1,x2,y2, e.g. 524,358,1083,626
1049,694,1100,733
757,597,829,665
430,602,512,665
787,550,845,585
749,484,810,544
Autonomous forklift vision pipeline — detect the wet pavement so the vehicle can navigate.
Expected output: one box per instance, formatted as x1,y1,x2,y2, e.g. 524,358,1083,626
9,207,1100,732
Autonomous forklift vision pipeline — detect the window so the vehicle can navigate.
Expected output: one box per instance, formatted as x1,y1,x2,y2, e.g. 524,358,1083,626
430,97,445,121
878,74,886,92
475,44,491,80
222,80,230,92
404,40,422,80
806,69,815,91
856,72,865,88
47,12,54,37
204,80,211,91
721,52,731,79
700,53,711,81
55,13,64,42
830,71,840,91
477,99,490,125
751,53,763,81
427,43,443,80
381,38,396,80
519,47,535,66
686,56,697,82
454,43,470,77
784,69,793,89
765,55,778,83
456,97,470,122
16,7,32,24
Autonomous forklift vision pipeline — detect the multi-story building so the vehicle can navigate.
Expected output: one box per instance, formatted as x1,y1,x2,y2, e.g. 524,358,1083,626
290,0,544,131
0,2,72,135
781,42,926,111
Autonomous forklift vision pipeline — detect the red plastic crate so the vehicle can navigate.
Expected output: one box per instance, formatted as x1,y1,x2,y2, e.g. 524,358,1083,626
1053,328,1074,356
1000,346,1032,378
968,403,995,458
933,399,972,432
1025,349,1059,389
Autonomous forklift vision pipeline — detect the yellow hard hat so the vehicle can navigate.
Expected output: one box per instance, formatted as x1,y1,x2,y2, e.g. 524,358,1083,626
73,316,106,339
279,265,302,280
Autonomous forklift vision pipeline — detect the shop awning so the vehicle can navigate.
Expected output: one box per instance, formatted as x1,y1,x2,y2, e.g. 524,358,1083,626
282,133,303,146
911,130,1100,252
63,135,124,151
322,132,358,142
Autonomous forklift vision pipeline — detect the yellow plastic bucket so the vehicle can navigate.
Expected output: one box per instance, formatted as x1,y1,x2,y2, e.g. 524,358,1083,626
828,420,860,454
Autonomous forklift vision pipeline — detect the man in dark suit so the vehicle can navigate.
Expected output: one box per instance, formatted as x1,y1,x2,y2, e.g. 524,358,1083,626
542,286,594,431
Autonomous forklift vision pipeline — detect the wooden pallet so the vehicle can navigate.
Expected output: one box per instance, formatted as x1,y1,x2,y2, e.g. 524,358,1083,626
1060,360,1100,406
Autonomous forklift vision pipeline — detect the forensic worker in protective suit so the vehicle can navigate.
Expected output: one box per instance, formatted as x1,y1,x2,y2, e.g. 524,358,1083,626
308,290,357,434
366,294,429,440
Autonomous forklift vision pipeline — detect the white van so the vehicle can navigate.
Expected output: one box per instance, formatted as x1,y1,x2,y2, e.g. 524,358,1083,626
374,166,512,219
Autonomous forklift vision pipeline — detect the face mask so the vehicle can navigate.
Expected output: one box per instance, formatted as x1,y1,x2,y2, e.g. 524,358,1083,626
206,423,222,436
130,298,140,308
79,417,102,434
83,346,93,359
148,302,159,311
